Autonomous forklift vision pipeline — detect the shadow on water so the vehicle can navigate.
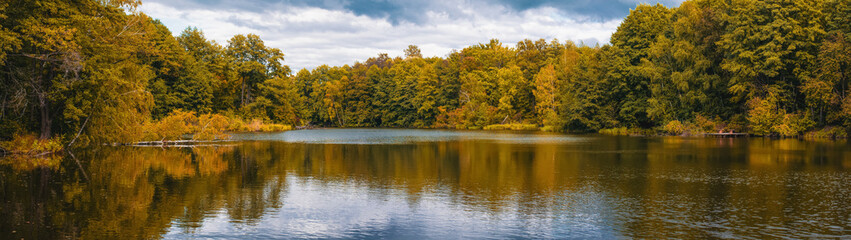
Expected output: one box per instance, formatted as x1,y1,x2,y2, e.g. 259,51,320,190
0,130,849,239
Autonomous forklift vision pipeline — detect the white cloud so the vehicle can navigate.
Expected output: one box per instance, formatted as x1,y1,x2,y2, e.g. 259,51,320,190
139,2,622,71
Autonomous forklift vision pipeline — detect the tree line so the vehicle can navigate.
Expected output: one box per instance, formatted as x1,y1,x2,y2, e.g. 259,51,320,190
1,0,849,145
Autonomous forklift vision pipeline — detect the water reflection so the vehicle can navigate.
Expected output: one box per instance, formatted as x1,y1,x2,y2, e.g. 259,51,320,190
0,132,849,239
232,128,587,144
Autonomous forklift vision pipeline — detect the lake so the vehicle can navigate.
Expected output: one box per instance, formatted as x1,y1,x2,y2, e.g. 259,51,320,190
1,129,849,239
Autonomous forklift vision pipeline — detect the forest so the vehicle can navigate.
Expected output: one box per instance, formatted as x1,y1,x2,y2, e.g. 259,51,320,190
0,0,849,148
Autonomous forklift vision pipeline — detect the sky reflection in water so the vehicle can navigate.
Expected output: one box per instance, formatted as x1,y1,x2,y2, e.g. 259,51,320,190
1,130,849,239
232,128,588,145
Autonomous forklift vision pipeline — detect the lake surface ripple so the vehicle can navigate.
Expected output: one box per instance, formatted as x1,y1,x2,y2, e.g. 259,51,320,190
1,129,849,239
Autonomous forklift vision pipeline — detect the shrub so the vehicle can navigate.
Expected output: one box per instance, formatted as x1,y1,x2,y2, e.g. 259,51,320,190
246,119,263,132
693,114,721,133
747,97,814,137
0,134,63,155
221,116,294,133
662,120,686,135
727,114,748,133
540,126,558,132
483,123,538,131
483,124,506,130
804,126,848,139
226,117,249,132
599,127,629,135
599,127,656,136
194,114,231,140
260,123,292,132
772,113,814,137
145,109,199,140
747,97,781,136
434,106,463,129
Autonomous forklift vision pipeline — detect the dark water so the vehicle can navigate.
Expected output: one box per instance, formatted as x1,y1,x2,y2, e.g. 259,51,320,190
1,129,850,239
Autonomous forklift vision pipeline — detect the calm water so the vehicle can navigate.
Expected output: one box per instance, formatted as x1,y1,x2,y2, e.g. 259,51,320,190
1,129,850,239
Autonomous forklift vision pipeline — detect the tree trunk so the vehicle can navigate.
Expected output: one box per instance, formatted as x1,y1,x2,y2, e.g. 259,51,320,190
240,76,246,108
39,99,51,140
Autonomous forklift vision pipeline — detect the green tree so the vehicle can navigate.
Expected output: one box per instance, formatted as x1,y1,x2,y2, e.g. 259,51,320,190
559,45,619,131
809,33,851,126
610,4,673,128
225,34,288,110
718,0,824,115
177,27,235,113
307,65,347,126
414,63,438,127
0,2,20,65
496,66,524,121
323,77,344,126
640,1,729,124
343,65,374,126
249,76,305,125
145,20,213,117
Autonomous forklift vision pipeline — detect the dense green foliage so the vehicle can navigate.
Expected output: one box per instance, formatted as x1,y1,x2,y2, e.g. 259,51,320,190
1,0,850,144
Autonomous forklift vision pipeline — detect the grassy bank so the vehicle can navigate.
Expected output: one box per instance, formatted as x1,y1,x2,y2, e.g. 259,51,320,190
598,121,848,139
140,110,292,142
482,124,539,131
1,110,295,153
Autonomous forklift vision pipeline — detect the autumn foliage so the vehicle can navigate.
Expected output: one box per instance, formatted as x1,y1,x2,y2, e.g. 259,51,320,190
1,0,850,145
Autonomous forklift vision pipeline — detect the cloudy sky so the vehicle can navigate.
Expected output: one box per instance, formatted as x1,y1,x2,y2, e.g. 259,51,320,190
138,0,685,71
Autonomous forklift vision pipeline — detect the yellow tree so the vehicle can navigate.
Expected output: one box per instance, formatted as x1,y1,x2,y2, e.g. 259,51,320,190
414,62,438,127
323,77,344,126
496,66,524,122
533,64,558,126
0,0,154,143
0,2,19,64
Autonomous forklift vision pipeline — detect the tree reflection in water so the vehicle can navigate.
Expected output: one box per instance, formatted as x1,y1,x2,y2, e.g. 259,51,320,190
0,134,849,239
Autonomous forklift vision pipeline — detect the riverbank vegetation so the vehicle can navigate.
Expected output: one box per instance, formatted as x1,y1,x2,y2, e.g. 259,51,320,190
139,109,290,142
1,0,849,151
0,134,63,156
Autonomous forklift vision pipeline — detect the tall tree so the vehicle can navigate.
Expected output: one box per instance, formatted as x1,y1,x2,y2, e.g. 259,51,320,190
610,4,673,128
177,27,235,112
0,2,19,65
145,20,213,117
249,76,305,125
225,34,287,110
404,45,422,59
719,0,824,134
414,62,438,127
640,1,727,124
534,64,558,126
0,0,154,142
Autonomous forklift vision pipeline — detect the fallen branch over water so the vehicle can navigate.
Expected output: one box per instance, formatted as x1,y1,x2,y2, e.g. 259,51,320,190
121,139,237,147
131,144,238,148
133,139,234,144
